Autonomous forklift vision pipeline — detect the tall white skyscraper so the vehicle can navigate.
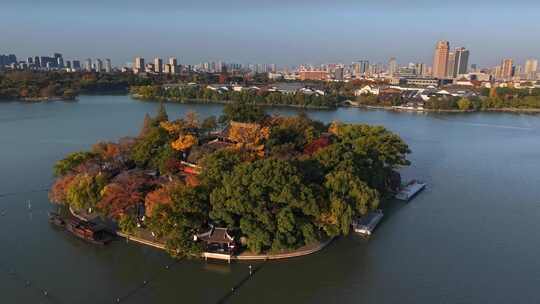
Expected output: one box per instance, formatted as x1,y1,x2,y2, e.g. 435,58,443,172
85,58,92,71
134,57,145,74
154,57,163,73
169,57,178,74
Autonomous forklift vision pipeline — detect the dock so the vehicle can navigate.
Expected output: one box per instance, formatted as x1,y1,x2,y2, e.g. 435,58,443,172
353,210,384,236
395,180,426,201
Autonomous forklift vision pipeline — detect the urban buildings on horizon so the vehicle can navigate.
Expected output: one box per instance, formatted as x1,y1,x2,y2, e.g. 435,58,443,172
1,40,539,85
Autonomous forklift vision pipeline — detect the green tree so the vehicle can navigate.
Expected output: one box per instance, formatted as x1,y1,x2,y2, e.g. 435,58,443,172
199,150,242,189
220,101,266,123
130,127,170,168
53,151,97,176
66,173,108,211
148,184,208,258
322,170,380,235
210,158,320,253
457,98,472,111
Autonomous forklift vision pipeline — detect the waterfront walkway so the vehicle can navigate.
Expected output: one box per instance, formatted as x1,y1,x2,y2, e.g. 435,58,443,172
69,207,334,261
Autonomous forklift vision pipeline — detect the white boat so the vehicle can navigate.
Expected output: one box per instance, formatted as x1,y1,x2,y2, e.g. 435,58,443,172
395,180,426,201
353,210,384,236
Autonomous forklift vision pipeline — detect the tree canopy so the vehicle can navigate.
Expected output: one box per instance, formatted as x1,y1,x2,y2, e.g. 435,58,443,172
50,105,411,257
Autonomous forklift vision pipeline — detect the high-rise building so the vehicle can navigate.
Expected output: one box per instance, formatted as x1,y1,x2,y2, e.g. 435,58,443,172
134,57,145,74
168,57,177,74
514,65,522,79
95,59,103,72
353,60,369,77
501,58,514,79
154,57,163,73
40,56,48,68
446,51,456,78
164,64,172,74
388,57,398,76
524,58,538,80
54,53,63,68
432,40,450,78
361,60,369,76
72,60,81,70
85,58,92,71
414,63,426,76
334,67,344,81
352,62,360,77
454,47,470,76
105,59,112,73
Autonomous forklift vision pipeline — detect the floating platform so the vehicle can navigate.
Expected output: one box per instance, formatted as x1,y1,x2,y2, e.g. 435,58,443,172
395,180,426,201
353,210,384,236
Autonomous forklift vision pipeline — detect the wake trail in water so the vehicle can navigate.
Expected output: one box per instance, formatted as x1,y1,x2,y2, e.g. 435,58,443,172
457,122,534,130
432,117,534,131
0,188,49,198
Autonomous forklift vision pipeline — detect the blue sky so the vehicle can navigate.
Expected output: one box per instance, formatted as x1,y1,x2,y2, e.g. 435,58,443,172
2,0,540,67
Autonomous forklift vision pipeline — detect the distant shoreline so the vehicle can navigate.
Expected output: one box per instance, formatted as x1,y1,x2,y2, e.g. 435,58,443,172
130,94,335,109
353,104,540,114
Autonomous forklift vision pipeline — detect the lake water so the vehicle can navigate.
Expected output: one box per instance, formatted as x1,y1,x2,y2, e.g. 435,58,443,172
1,95,540,303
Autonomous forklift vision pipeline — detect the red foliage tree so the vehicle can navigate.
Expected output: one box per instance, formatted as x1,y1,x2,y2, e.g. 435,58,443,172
49,174,76,204
184,174,200,187
303,136,331,156
97,172,147,218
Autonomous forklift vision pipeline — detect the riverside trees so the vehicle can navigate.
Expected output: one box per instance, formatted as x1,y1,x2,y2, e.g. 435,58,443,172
50,101,410,256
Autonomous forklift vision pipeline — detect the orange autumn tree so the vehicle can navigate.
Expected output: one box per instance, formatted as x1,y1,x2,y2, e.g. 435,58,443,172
171,134,198,151
160,120,184,134
144,183,175,217
328,121,341,136
227,121,270,156
92,142,121,160
160,118,199,152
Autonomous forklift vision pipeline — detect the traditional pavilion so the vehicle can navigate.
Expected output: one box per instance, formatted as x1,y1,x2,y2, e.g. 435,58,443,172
194,226,236,254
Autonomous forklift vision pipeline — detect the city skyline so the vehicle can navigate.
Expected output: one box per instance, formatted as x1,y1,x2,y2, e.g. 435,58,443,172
2,0,540,66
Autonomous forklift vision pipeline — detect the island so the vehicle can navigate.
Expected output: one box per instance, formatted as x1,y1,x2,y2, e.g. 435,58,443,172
49,101,410,259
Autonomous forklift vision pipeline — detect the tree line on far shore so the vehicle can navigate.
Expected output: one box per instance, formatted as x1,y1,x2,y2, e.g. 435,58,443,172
0,71,152,100
355,86,540,111
130,85,342,108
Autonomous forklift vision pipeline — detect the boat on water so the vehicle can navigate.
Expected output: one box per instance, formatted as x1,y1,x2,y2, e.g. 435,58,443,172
395,180,426,201
353,210,384,236
65,218,114,245
48,212,66,227
49,212,113,245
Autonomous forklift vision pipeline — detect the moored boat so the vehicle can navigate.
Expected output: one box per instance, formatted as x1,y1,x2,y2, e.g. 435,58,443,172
353,210,384,236
48,212,66,227
64,218,114,245
395,180,426,201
